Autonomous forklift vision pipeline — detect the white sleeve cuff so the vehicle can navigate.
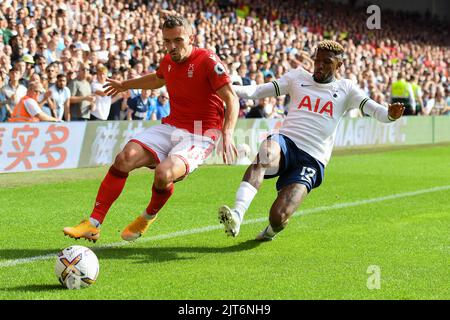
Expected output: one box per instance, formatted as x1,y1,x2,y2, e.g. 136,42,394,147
360,99,392,123
233,82,279,100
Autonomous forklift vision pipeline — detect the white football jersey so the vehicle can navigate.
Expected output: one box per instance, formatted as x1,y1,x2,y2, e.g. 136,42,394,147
235,67,392,166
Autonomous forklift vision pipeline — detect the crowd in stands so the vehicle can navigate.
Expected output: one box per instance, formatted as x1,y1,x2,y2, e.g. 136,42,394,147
0,0,449,122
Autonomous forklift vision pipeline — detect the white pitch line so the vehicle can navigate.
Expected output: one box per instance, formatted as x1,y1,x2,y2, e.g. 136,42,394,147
1,184,449,268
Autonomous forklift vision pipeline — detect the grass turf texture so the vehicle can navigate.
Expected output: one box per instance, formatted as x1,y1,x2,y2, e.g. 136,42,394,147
0,144,449,299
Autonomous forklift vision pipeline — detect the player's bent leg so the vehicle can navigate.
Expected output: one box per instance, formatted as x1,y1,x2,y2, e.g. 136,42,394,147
114,141,160,172
219,139,282,237
64,141,158,242
153,155,188,189
256,183,308,241
243,139,282,188
121,155,186,241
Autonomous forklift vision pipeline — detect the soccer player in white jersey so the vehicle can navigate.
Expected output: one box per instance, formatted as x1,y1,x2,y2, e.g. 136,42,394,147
218,40,405,241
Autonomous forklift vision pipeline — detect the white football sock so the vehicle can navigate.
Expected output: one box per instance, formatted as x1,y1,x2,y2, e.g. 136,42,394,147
141,210,157,221
234,181,258,220
89,217,100,228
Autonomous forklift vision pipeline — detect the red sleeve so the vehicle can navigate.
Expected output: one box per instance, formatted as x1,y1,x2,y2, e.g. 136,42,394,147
204,52,231,92
156,56,166,79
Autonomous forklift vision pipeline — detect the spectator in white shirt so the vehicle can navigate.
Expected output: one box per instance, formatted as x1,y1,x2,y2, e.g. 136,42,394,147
0,68,27,117
90,65,111,120
49,74,71,121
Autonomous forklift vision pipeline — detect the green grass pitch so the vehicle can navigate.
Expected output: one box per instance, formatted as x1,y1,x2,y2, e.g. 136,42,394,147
0,144,449,300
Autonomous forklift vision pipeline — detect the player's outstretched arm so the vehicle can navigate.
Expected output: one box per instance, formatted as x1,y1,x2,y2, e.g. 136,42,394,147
233,80,285,100
103,73,166,97
361,99,405,122
216,83,239,165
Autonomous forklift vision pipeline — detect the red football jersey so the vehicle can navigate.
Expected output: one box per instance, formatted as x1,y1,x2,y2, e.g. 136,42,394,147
156,47,231,137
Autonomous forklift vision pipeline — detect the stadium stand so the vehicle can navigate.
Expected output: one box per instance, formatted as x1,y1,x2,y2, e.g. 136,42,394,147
0,0,448,121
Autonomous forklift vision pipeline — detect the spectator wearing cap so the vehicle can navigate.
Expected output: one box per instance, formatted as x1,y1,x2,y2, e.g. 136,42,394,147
0,68,27,119
68,64,95,121
90,66,111,120
20,54,35,85
49,73,71,121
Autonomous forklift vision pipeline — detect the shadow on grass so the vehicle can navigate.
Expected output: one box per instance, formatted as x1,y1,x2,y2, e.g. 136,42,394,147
0,239,264,265
99,239,263,264
3,284,65,293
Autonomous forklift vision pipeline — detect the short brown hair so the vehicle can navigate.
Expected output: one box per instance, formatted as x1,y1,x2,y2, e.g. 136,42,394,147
162,15,192,34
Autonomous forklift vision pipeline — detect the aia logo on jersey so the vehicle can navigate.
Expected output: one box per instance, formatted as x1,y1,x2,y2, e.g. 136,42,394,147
188,64,194,78
298,95,333,117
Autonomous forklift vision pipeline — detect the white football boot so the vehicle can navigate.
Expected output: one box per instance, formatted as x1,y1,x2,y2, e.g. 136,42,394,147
218,205,242,237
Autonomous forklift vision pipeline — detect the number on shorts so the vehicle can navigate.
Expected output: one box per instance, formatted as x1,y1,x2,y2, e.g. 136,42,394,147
300,167,316,185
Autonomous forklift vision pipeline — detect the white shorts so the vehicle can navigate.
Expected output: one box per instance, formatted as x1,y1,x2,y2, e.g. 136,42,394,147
130,124,215,177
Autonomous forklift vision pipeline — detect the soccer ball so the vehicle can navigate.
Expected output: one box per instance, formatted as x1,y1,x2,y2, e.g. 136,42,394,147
55,245,99,290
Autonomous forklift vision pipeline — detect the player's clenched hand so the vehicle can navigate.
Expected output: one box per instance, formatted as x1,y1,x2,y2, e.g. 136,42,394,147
103,78,126,97
388,102,405,120
219,131,238,165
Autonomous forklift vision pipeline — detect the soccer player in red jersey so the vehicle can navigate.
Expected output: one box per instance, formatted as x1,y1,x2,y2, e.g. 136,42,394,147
63,15,239,242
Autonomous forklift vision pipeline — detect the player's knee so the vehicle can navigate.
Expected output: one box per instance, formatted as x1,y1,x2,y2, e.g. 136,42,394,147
154,165,174,185
114,150,137,172
257,144,279,168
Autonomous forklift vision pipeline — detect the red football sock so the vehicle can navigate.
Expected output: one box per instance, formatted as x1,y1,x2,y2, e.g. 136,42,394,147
90,166,129,224
145,183,174,216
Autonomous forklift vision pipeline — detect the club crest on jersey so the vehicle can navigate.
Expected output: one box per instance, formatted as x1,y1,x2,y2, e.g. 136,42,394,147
188,64,194,78
297,95,334,117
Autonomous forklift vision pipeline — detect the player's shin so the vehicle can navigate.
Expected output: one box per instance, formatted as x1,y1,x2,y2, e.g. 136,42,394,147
142,183,175,220
234,181,258,221
90,165,129,226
